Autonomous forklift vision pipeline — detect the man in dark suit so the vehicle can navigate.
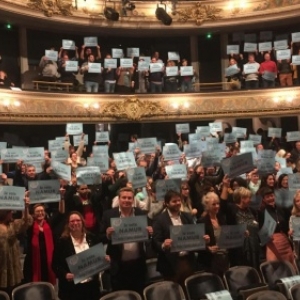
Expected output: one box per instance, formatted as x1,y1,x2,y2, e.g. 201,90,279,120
153,190,209,287
100,187,153,294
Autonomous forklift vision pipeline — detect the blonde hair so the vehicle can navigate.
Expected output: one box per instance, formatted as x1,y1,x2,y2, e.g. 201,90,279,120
233,187,252,204
202,192,219,211
276,149,286,158
61,211,87,238
291,190,300,216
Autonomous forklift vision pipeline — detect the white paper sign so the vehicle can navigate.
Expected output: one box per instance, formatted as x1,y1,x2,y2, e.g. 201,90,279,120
232,127,247,138
136,138,157,154
51,149,69,162
196,126,211,138
287,131,300,142
45,50,58,61
221,152,254,178
65,61,78,72
0,186,25,210
244,64,259,75
113,152,137,170
209,122,222,133
84,37,98,47
188,133,201,144
176,123,190,134
23,147,45,163
62,39,75,50
268,127,282,138
76,166,101,185
274,40,288,50
276,49,291,60
88,63,101,73
248,134,262,145
288,173,300,190
224,133,237,144
244,43,257,53
155,179,181,201
73,134,88,147
165,164,187,179
180,66,193,76
138,61,150,71
206,290,233,300
183,143,202,159
51,161,71,181
95,132,109,143
162,143,182,161
104,59,117,69
112,48,124,58
87,156,108,172
48,140,64,152
258,209,277,246
292,55,300,65
126,48,139,57
225,65,240,76
66,123,83,135
93,145,109,157
258,42,272,52
226,45,239,55
150,63,163,73
166,66,178,77
292,32,300,43
126,167,147,189
168,52,180,61
29,180,61,203
120,58,133,68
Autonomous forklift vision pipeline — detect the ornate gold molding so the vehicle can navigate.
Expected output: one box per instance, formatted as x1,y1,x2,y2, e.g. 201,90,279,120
0,89,299,124
0,0,300,31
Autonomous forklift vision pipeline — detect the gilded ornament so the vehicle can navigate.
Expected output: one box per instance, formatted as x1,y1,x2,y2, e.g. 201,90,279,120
175,2,222,25
27,0,72,17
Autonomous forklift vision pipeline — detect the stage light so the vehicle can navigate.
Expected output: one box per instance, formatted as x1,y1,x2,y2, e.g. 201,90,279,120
104,7,119,21
156,6,172,25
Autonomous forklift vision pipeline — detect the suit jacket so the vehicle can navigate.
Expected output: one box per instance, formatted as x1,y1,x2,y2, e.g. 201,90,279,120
51,233,99,298
152,210,196,276
99,207,150,275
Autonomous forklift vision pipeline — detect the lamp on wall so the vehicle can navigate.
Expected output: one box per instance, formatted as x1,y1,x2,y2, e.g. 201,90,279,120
156,3,172,25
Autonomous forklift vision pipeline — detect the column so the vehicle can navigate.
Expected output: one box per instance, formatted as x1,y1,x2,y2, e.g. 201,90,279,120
220,33,228,91
18,27,29,89
190,35,199,92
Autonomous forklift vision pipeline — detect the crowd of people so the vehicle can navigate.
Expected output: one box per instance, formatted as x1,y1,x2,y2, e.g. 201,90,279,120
1,124,300,299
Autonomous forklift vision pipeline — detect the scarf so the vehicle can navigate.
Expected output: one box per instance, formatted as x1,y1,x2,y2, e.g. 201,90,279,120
32,220,56,285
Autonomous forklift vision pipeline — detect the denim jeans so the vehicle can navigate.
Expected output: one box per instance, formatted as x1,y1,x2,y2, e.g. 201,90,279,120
85,81,99,93
104,81,116,93
150,82,163,93
262,79,275,88
245,80,259,89
181,81,193,92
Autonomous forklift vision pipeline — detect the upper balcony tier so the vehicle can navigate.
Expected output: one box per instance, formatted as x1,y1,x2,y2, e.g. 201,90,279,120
1,0,300,34
0,87,299,124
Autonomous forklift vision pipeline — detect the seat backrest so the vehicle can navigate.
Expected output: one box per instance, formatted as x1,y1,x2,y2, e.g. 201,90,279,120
260,261,296,289
145,259,163,284
0,291,10,300
290,282,300,300
224,266,261,298
185,272,225,300
12,282,56,300
99,290,142,300
143,281,185,300
246,290,287,300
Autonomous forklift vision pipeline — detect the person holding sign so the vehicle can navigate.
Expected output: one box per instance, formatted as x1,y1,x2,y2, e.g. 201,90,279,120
197,192,228,277
277,58,293,87
80,44,101,63
179,58,196,92
153,190,209,287
164,60,179,92
38,47,59,82
103,54,117,93
147,57,165,93
23,191,65,285
116,64,134,94
80,54,102,93
225,58,242,90
260,53,277,88
289,191,300,259
243,54,260,89
0,195,32,296
52,211,102,300
258,187,294,266
100,187,153,294
58,52,79,85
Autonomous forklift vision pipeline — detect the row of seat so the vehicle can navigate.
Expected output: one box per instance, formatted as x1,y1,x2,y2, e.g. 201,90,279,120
1,259,299,300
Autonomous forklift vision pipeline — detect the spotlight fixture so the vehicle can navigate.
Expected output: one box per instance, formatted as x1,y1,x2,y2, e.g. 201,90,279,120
155,3,172,26
121,0,136,16
104,7,120,21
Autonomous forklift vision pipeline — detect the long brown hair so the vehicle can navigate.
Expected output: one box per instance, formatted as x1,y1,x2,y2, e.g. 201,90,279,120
292,190,300,216
61,211,87,238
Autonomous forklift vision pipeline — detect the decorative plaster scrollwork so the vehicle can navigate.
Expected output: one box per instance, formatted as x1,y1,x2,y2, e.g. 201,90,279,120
101,97,167,121
254,0,300,11
175,2,222,25
27,0,73,17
